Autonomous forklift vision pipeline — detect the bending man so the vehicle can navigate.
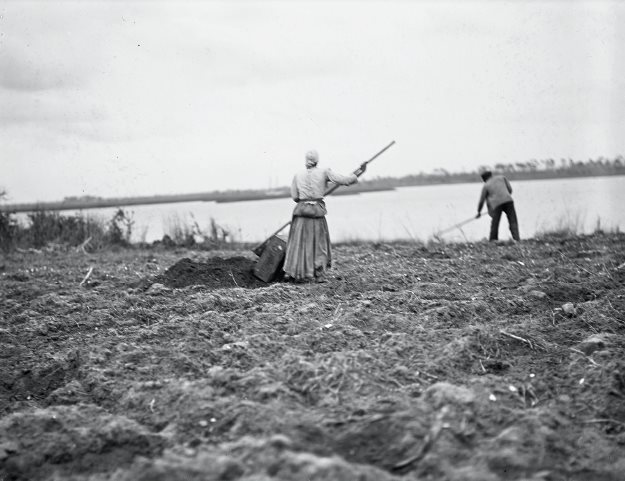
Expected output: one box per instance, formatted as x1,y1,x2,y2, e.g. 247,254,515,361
476,170,520,241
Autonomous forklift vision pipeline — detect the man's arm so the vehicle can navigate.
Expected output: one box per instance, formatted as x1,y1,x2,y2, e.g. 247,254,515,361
504,177,512,194
476,185,488,217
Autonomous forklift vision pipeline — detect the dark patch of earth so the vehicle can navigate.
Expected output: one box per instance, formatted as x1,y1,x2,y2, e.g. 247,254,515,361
155,257,268,289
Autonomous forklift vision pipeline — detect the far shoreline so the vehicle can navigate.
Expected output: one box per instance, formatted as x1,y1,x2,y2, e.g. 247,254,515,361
2,170,624,214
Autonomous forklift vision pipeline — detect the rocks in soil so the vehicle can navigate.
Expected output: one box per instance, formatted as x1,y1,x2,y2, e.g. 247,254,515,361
0,440,18,461
577,333,614,356
562,302,577,317
423,382,476,408
481,417,556,478
147,282,170,294
44,380,91,406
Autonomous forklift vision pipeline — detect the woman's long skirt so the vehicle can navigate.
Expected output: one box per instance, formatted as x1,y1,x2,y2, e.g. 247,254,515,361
283,216,332,281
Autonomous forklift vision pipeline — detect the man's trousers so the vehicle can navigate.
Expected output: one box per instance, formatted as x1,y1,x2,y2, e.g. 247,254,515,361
490,201,520,241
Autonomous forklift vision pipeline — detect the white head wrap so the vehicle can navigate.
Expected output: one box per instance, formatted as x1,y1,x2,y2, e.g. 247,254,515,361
305,150,319,168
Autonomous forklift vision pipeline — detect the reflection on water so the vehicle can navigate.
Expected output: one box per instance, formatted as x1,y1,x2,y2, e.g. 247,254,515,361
27,176,625,243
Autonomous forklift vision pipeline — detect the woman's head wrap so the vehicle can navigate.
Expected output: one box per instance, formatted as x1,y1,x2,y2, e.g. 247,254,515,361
305,150,319,168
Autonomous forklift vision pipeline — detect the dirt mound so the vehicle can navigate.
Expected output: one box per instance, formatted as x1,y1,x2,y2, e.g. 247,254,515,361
121,435,401,481
0,348,81,415
156,257,267,289
0,404,165,480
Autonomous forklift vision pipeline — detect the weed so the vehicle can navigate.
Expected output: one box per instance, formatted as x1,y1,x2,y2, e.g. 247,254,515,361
0,208,136,251
163,213,234,248
0,210,19,252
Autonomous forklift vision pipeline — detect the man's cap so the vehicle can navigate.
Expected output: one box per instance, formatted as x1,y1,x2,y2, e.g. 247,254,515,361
480,170,492,181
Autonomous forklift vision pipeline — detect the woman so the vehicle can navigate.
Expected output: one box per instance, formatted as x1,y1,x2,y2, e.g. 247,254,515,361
284,150,365,283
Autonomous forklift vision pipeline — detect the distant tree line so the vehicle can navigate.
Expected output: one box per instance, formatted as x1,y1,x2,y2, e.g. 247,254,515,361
359,155,625,189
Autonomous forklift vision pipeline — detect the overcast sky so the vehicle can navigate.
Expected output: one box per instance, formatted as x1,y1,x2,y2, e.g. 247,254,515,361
1,0,624,203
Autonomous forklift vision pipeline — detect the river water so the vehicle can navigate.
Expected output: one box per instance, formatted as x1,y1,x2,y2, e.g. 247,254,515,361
46,176,625,243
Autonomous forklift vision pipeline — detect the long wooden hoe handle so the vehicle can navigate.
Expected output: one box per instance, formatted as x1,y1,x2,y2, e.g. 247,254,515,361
434,216,478,237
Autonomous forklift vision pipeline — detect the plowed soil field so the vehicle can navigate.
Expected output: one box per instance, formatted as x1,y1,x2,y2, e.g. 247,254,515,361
1,234,624,480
